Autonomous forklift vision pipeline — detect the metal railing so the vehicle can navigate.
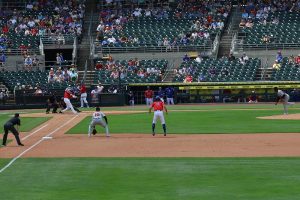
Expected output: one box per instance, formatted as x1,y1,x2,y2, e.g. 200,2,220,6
39,38,44,56
83,60,88,82
162,60,175,82
0,1,26,9
230,32,237,53
40,34,76,46
2,48,40,56
212,33,220,57
261,58,269,81
72,37,78,65
95,42,213,54
235,34,300,51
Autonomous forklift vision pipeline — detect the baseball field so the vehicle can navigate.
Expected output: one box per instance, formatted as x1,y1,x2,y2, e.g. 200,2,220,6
1,103,300,199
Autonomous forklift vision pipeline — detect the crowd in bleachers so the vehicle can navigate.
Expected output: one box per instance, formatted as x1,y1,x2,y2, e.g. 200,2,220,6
95,56,167,84
271,54,300,81
174,53,259,82
0,0,86,51
96,0,231,47
239,0,300,45
48,64,78,84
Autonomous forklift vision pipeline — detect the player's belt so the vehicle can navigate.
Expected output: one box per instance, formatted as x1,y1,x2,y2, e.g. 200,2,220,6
154,110,162,111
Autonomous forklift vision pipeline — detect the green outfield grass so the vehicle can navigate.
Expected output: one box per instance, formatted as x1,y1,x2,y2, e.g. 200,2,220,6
0,158,299,200
67,106,300,134
0,114,50,134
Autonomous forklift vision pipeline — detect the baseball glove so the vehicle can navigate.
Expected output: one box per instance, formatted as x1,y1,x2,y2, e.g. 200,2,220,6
92,128,97,135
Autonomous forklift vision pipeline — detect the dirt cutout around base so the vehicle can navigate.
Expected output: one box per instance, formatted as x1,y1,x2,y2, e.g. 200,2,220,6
1,110,300,158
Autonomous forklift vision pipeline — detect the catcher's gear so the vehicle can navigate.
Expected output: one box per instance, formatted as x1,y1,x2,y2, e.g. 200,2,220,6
92,128,97,135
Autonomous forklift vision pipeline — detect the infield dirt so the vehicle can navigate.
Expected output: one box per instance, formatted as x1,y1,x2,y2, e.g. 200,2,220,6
1,111,300,158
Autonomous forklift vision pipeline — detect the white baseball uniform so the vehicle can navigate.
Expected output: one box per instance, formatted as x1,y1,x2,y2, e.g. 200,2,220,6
61,88,77,114
88,111,109,137
277,90,294,114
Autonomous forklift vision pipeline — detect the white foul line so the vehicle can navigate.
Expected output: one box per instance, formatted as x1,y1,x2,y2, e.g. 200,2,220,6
22,124,49,141
0,115,78,174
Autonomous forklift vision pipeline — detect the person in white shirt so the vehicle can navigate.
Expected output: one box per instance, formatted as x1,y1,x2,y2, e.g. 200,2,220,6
195,55,203,63
88,107,110,137
274,87,295,115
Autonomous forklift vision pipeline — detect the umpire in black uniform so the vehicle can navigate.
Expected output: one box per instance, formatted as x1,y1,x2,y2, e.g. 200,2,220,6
2,113,24,146
46,92,58,114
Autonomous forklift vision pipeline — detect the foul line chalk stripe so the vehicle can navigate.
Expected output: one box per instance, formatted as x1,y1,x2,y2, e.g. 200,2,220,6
0,115,78,174
22,124,49,141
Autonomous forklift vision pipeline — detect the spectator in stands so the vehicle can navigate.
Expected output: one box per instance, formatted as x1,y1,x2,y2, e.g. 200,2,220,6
183,54,190,62
0,52,6,67
195,54,203,63
24,55,33,71
245,19,254,28
32,54,40,67
70,69,78,83
198,73,205,82
276,51,283,63
56,53,62,66
57,33,65,45
95,61,104,70
184,74,193,83
34,87,43,96
60,53,66,65
209,66,217,77
261,34,270,43
288,55,295,64
19,43,27,54
163,38,171,52
110,70,119,79
273,60,281,70
221,68,229,77
239,53,249,65
63,68,71,82
295,54,300,64
239,19,246,28
228,53,236,61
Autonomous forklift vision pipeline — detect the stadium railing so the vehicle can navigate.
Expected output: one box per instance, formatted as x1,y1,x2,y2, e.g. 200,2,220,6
96,42,213,54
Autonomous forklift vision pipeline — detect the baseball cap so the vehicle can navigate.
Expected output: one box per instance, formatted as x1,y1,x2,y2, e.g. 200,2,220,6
15,113,20,117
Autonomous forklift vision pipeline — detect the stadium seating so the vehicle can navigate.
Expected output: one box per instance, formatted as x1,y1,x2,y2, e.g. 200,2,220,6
0,70,68,91
173,58,260,82
97,1,231,48
271,57,300,81
94,59,168,84
240,12,300,46
0,0,85,52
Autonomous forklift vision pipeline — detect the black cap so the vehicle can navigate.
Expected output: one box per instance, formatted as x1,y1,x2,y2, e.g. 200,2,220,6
96,107,100,111
15,113,19,118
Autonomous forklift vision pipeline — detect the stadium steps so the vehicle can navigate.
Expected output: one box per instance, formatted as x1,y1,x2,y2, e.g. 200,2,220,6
78,71,96,87
77,0,96,70
217,6,242,57
255,68,273,81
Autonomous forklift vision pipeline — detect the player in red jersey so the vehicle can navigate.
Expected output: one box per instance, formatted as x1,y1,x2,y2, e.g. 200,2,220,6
79,82,89,108
144,86,154,106
149,96,168,136
60,86,78,114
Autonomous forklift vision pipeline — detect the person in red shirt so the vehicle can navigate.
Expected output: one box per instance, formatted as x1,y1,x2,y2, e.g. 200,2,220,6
2,26,9,34
60,86,78,114
295,54,300,64
79,82,89,108
144,86,154,106
149,96,168,136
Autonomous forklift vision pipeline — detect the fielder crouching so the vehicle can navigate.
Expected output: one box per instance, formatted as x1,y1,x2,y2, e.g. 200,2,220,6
88,107,110,137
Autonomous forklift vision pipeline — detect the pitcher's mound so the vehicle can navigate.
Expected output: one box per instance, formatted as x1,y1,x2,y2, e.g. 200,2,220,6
257,113,300,120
